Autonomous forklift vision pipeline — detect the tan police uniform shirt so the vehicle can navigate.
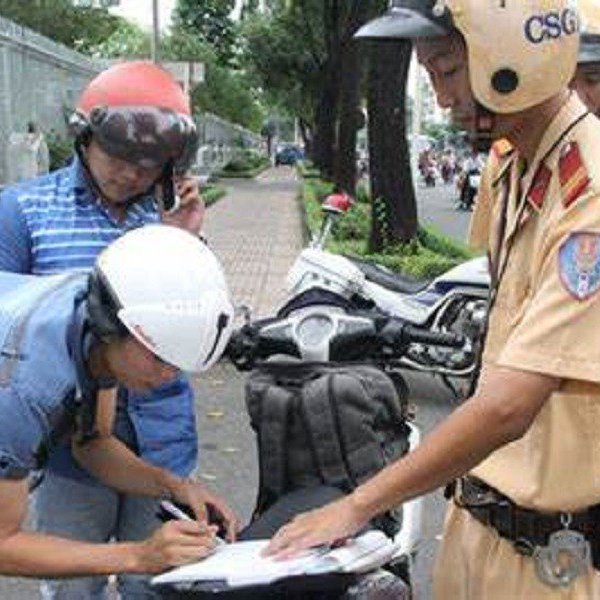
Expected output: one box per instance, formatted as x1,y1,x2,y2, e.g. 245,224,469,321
433,94,600,600
470,94,600,512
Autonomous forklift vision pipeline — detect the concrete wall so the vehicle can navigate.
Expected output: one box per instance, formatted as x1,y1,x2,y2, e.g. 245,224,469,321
0,16,108,183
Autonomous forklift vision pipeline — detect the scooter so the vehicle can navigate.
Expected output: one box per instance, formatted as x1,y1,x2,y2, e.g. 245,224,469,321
456,168,481,211
156,271,465,599
156,196,484,598
289,193,490,399
221,288,466,598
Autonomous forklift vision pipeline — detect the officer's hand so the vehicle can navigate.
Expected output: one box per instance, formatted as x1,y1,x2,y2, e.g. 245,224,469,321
161,176,206,234
137,520,218,573
264,495,368,559
172,478,241,543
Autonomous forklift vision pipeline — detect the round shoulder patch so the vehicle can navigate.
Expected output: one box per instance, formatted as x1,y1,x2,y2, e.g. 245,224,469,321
558,232,600,300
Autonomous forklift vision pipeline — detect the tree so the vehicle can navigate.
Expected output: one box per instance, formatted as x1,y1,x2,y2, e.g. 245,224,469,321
88,20,150,58
243,0,419,244
0,0,126,54
366,39,417,249
174,0,236,65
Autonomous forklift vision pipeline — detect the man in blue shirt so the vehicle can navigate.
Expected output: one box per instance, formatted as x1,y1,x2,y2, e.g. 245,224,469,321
0,225,237,579
0,61,209,598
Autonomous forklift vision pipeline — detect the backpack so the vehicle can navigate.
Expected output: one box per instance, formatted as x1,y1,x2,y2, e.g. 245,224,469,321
245,361,410,536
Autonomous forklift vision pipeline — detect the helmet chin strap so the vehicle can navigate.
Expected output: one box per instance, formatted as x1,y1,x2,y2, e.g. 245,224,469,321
472,103,495,153
75,137,158,209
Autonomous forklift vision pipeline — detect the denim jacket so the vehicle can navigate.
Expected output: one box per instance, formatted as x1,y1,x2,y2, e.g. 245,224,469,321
0,272,86,479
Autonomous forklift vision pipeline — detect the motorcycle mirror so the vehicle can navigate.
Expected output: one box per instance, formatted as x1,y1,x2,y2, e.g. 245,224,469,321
322,193,353,215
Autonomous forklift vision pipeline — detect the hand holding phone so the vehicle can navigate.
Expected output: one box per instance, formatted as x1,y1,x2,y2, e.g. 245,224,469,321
157,164,181,214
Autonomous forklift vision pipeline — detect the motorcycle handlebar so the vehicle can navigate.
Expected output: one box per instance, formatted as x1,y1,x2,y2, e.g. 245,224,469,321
226,314,466,370
397,323,466,349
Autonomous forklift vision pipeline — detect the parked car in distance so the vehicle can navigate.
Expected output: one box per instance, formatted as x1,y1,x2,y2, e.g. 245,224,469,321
275,144,304,166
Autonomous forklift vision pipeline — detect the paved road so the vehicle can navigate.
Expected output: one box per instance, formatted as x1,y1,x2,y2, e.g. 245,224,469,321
0,171,468,599
416,180,473,242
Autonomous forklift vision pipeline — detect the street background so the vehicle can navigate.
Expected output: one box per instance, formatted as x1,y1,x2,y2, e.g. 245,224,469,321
0,168,470,599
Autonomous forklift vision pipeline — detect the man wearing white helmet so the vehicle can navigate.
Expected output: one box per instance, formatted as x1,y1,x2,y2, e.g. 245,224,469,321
0,225,238,578
266,1,600,597
572,0,600,117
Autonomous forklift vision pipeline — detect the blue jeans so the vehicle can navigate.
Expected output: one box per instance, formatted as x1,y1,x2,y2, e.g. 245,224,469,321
32,473,162,599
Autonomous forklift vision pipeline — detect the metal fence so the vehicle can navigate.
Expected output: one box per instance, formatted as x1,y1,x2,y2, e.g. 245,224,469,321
0,15,263,185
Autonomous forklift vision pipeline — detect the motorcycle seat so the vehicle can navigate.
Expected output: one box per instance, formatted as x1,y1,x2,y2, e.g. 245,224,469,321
345,256,431,295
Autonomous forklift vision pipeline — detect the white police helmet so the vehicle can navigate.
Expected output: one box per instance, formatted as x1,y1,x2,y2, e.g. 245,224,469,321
92,224,234,372
579,0,600,65
356,0,580,114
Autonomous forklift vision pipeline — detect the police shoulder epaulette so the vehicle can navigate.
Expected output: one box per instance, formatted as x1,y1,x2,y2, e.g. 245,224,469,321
491,138,513,159
559,141,590,209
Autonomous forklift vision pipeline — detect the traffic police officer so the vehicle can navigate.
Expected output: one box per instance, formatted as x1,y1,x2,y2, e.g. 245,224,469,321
572,0,600,117
0,225,237,578
266,1,600,598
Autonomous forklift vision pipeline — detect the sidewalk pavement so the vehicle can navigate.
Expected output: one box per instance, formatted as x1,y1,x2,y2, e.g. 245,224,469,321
205,167,304,319
188,165,304,522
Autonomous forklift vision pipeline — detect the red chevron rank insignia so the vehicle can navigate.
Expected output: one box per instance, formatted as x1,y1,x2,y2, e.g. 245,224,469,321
559,142,590,208
527,163,551,211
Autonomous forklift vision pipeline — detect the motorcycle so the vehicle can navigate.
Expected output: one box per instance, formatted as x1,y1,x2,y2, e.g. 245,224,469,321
218,287,466,599
288,193,490,400
456,168,481,211
156,195,487,598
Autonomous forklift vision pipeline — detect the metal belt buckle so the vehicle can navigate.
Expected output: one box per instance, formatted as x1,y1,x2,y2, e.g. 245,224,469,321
533,513,592,588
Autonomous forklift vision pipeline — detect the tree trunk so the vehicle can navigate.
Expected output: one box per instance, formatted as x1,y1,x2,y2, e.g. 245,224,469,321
311,0,341,179
367,40,417,251
333,39,362,194
298,118,313,158
312,59,340,178
333,1,372,195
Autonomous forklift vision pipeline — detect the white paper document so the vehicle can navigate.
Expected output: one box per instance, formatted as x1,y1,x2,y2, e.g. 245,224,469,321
151,530,394,588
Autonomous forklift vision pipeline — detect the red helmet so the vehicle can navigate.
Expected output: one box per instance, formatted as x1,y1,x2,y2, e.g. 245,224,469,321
71,61,198,172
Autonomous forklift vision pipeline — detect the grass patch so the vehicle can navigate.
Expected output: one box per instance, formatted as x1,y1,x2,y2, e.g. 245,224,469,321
296,160,321,179
202,184,227,207
301,179,474,279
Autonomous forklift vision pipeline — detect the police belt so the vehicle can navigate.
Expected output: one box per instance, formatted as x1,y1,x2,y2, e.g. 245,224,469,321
446,476,600,570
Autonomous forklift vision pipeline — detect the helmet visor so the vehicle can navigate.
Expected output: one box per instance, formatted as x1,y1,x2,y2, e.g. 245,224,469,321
87,105,199,172
355,0,453,40
580,34,600,65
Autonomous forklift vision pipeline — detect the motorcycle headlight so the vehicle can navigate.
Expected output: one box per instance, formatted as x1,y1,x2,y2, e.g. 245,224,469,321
295,314,334,348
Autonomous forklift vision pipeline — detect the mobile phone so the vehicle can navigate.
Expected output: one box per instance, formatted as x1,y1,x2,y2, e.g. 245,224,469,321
157,166,181,214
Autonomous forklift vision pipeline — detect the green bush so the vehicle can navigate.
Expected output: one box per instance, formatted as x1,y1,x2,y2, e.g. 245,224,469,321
46,131,74,171
222,149,269,173
301,179,474,279
297,160,321,179
202,184,227,207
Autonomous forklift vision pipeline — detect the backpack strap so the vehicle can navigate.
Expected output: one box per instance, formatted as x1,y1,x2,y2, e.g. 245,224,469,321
256,384,293,505
300,373,355,490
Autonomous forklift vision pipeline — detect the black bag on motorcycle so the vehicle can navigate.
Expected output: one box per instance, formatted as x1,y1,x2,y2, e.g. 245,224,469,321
245,363,410,537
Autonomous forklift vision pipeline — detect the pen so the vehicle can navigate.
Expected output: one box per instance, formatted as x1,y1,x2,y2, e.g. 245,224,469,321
160,500,226,546
160,500,193,521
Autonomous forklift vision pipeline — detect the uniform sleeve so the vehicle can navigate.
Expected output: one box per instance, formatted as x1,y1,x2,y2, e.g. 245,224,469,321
0,187,32,273
497,191,600,383
0,387,40,479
